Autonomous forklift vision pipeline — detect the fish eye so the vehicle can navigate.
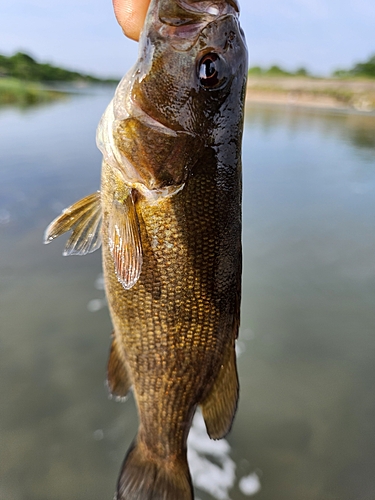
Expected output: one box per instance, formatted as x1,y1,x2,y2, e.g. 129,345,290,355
198,53,223,89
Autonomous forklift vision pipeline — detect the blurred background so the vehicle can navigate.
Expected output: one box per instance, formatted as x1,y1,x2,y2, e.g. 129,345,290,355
1,0,375,77
1,1,375,500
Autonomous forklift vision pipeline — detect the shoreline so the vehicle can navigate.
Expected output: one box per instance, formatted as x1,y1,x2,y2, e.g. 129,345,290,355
246,77,375,113
0,77,68,106
0,77,116,107
2,75,375,113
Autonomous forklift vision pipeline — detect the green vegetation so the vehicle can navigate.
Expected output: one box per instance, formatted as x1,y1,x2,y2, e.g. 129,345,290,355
249,56,375,80
0,51,119,106
246,77,375,112
0,51,118,83
0,77,67,106
248,65,310,77
333,54,375,79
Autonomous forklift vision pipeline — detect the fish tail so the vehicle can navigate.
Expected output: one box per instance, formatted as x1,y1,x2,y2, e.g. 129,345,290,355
116,438,193,500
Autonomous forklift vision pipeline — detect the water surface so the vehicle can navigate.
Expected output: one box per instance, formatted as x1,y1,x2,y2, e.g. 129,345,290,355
1,92,375,500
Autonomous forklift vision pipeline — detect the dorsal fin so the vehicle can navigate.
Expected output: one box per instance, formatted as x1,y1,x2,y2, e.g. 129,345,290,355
44,192,102,256
109,189,143,290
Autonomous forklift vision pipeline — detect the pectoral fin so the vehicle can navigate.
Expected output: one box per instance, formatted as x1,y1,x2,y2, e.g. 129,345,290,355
107,334,132,401
109,190,143,290
200,344,239,440
44,192,102,256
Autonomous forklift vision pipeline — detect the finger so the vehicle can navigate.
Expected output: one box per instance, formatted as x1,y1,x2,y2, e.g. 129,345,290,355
112,0,151,41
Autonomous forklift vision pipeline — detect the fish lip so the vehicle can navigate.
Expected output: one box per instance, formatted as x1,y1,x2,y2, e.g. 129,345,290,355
157,0,240,32
177,0,239,16
153,0,241,53
158,12,240,54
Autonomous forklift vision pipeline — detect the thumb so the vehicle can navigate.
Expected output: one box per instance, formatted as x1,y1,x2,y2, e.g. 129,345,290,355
112,0,151,41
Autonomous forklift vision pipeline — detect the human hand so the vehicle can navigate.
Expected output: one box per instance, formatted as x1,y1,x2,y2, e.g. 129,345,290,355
112,0,151,41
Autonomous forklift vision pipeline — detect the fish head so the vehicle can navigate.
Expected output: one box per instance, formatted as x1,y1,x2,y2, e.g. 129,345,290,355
136,0,248,133
99,0,248,196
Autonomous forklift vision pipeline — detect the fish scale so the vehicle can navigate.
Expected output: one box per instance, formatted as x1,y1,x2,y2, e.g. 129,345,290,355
44,0,247,497
102,157,230,445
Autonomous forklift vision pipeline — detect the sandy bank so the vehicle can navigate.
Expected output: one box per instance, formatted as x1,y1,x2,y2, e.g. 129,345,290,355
246,77,375,112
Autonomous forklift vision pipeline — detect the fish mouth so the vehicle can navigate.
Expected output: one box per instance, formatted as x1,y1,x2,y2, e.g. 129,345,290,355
160,0,239,25
177,0,239,16
157,0,239,51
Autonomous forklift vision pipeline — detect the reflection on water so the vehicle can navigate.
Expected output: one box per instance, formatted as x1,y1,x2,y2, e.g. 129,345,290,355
1,93,375,500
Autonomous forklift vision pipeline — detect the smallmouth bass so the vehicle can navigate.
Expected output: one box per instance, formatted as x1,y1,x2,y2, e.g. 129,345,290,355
45,0,247,498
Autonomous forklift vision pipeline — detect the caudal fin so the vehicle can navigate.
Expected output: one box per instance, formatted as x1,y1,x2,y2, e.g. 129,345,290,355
116,439,193,500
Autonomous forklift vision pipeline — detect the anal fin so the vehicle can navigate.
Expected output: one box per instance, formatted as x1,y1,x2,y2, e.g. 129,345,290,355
200,344,239,440
107,334,132,401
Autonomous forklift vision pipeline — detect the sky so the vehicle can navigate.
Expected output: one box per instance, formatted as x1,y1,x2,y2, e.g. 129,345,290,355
1,0,375,78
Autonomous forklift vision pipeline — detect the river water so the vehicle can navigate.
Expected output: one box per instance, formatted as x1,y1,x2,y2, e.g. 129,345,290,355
1,89,375,500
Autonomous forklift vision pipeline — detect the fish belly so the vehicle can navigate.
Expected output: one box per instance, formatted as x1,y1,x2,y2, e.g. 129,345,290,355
101,155,241,457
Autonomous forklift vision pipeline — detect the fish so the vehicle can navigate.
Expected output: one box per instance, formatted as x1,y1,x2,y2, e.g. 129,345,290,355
44,0,248,498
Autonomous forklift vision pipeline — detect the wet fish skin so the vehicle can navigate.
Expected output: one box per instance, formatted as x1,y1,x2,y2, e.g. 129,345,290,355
44,0,247,498
104,2,247,497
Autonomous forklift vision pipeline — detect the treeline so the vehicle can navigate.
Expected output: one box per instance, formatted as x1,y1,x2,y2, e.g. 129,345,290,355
333,54,375,78
249,53,375,79
0,51,118,83
0,78,67,106
248,65,310,77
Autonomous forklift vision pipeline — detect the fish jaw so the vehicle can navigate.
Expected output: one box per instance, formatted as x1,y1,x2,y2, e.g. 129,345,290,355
96,0,247,199
136,0,247,130
99,1,247,499
141,0,242,56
